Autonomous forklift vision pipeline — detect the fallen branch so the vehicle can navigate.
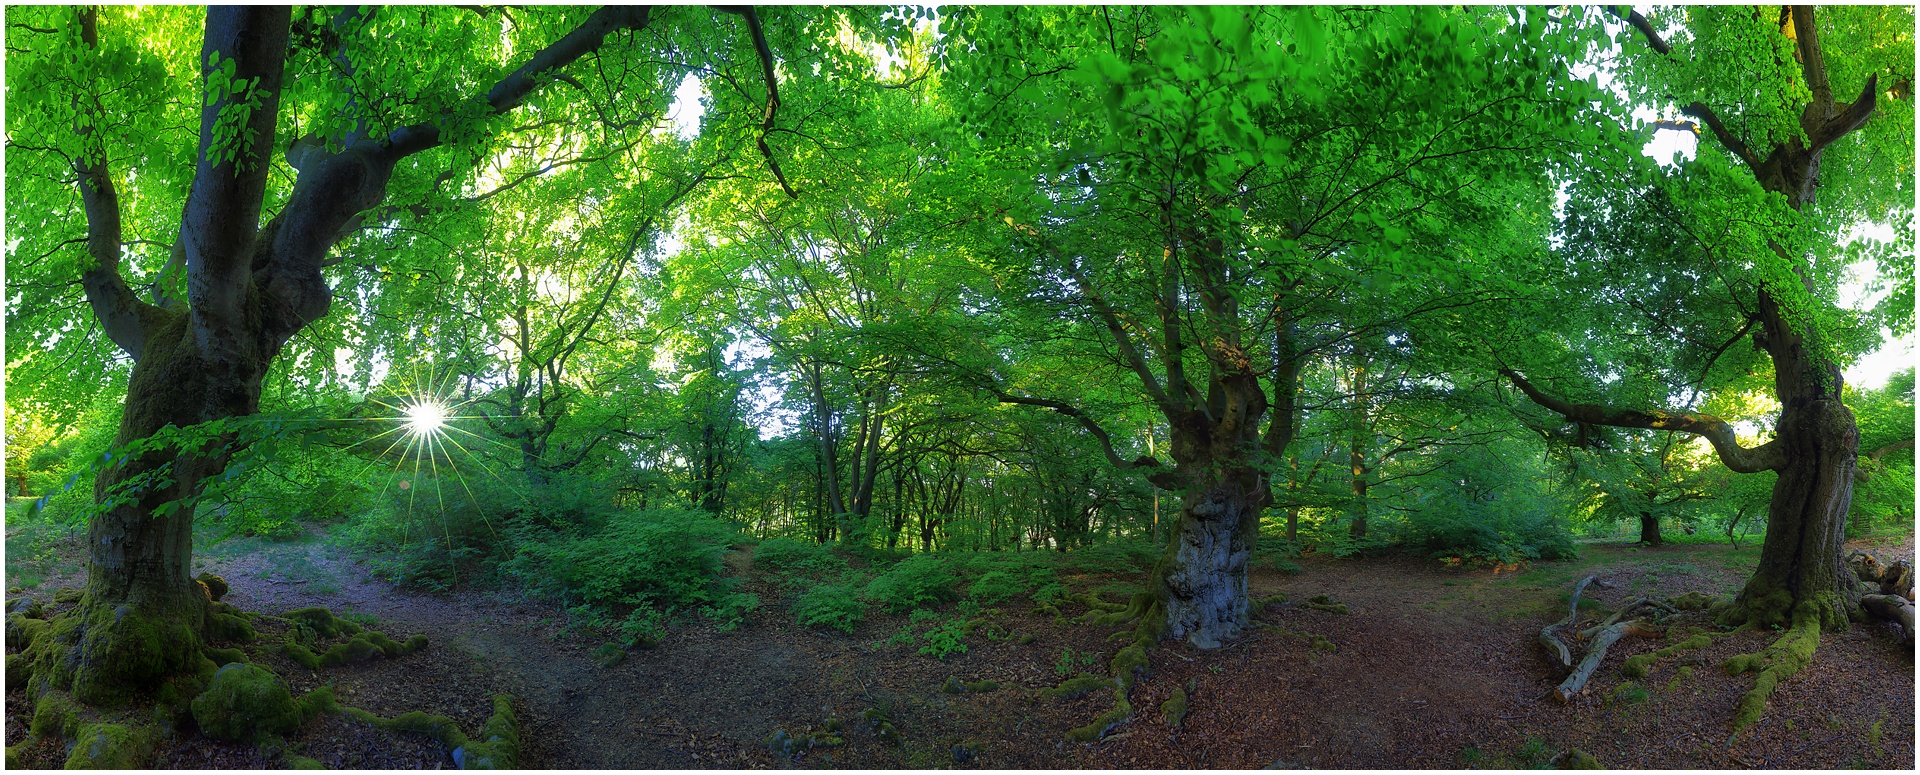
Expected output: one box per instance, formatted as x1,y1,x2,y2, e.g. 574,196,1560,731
1539,575,1600,672
1861,594,1914,642
1555,619,1659,703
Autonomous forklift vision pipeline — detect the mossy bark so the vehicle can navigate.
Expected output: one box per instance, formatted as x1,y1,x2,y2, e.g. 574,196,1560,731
1721,397,1859,631
1637,511,1662,547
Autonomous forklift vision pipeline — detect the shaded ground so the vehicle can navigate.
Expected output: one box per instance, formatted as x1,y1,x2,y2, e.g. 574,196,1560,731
5,528,1913,769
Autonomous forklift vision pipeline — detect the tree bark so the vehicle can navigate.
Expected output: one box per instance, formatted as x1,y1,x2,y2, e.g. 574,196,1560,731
1638,511,1663,547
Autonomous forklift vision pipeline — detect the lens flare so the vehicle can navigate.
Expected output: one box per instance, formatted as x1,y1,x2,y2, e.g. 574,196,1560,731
404,401,447,437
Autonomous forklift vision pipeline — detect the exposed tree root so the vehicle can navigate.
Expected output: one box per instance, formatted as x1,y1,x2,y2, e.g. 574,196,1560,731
1622,622,1752,679
1046,593,1167,741
1722,605,1824,736
1539,575,1601,672
1860,594,1914,642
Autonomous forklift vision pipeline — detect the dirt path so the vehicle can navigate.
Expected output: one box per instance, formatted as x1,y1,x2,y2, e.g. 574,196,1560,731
9,532,1914,769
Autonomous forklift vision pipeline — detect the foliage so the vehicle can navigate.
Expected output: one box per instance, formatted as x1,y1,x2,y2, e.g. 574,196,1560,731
862,554,960,614
503,506,744,617
753,538,848,578
793,583,866,634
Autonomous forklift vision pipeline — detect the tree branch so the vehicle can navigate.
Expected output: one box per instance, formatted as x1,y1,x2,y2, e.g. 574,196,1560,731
72,7,167,361
987,388,1172,484
1609,6,1672,55
1790,6,1832,114
1499,369,1786,473
182,6,291,338
1680,102,1760,169
717,6,798,198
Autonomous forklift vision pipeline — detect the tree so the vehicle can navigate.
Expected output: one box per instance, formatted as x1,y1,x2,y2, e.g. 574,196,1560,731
1500,5,1913,630
2,4,813,708
944,6,1594,647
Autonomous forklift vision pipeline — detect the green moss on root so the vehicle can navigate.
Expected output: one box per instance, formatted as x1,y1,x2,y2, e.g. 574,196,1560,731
1044,673,1113,700
26,596,207,706
204,646,248,666
284,629,426,670
1109,644,1149,690
190,663,306,743
1622,633,1717,679
1159,685,1189,727
1065,686,1132,741
283,607,363,642
962,679,999,693
1724,605,1824,735
1302,595,1350,615
31,691,81,739
339,694,517,769
195,573,229,602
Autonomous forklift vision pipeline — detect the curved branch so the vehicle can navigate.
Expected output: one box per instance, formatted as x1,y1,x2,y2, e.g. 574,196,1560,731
1499,369,1786,473
71,7,167,360
717,6,798,198
1681,101,1759,169
988,388,1172,485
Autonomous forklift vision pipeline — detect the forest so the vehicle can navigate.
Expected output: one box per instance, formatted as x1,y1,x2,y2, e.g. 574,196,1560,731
2,4,1914,770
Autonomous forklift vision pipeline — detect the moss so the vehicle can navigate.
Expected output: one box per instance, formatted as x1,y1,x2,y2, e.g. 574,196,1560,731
206,612,256,642
1044,673,1113,700
940,675,966,694
1254,593,1289,607
1308,634,1338,654
288,755,325,769
32,597,207,706
1109,644,1149,690
204,646,248,666
1302,594,1350,615
1160,685,1189,727
454,695,519,770
594,643,626,669
1666,592,1716,611
1559,748,1604,769
1094,592,1156,626
7,744,23,770
195,573,229,602
962,679,999,693
31,691,81,739
283,607,363,643
1622,633,1716,679
52,588,82,606
63,722,153,769
191,663,303,743
8,612,49,649
1018,632,1037,645
6,653,29,687
1065,686,1132,741
1728,608,1823,735
285,629,426,670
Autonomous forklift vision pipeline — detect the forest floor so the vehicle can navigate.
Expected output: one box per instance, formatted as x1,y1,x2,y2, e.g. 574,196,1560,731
4,523,1913,769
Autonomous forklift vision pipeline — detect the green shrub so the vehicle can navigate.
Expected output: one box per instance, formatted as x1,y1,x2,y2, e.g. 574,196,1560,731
794,584,866,633
753,538,847,576
506,506,743,612
957,553,1059,604
1053,539,1160,575
918,619,968,659
702,591,761,631
863,554,958,613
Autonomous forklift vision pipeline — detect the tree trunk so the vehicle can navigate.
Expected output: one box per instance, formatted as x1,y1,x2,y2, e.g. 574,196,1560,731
1726,382,1858,629
1638,511,1663,547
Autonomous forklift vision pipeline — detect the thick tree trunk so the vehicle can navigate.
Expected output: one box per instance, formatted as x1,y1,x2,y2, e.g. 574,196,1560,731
1638,511,1663,547
42,314,260,703
1156,460,1263,649
1727,391,1859,629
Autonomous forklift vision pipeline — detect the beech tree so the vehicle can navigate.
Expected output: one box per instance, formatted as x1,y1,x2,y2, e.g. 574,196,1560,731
1,3,839,708
1500,5,1912,630
943,6,1600,647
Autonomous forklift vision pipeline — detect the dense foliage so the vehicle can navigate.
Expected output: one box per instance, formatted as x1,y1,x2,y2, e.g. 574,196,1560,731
3,5,1910,646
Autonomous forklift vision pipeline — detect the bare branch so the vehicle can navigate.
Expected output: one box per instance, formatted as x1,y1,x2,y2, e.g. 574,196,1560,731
1499,369,1786,473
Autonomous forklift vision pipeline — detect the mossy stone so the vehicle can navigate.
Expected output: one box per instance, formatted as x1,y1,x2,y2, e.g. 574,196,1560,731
594,643,626,669
195,573,229,602
190,663,301,743
940,675,965,694
204,646,248,667
63,722,154,769
31,691,81,739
